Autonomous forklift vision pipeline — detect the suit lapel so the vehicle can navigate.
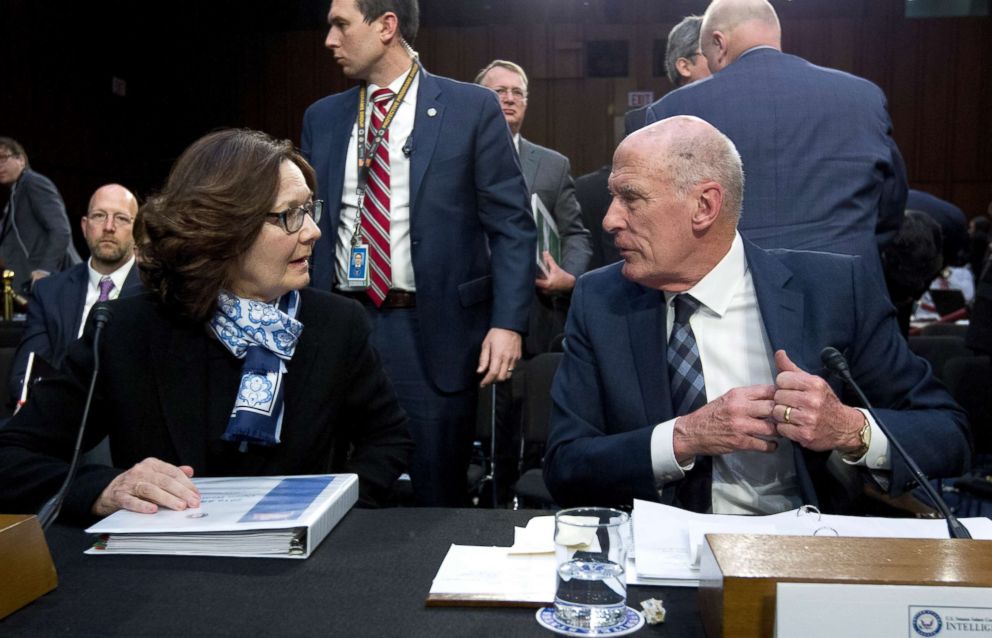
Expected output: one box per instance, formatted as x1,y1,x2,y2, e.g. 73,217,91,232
744,240,804,358
120,263,142,295
625,282,672,423
518,138,539,193
326,90,360,242
65,265,89,342
409,70,443,213
149,316,209,469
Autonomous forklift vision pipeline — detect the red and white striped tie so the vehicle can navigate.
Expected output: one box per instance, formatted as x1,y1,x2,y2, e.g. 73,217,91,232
363,88,394,307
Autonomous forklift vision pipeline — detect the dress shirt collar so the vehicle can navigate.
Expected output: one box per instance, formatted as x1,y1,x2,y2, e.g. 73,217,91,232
368,63,418,106
513,133,521,154
664,232,747,318
87,255,135,291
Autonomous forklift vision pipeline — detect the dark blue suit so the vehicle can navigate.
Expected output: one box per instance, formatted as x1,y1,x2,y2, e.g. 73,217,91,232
301,68,536,504
9,262,142,399
646,48,907,271
544,240,969,512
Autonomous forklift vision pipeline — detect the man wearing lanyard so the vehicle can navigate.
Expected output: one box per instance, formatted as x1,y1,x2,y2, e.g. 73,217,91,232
301,0,536,506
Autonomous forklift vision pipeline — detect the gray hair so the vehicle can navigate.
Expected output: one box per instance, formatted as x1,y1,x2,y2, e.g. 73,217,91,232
664,16,704,87
474,59,528,90
664,125,744,223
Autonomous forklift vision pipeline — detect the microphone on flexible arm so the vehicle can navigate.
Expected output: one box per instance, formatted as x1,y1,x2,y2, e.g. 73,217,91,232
819,346,971,539
36,303,114,530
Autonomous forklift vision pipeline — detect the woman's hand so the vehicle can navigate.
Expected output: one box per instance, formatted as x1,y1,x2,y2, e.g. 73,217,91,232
92,457,200,516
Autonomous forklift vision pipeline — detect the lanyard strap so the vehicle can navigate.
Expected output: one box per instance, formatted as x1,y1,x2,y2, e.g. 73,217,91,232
352,61,419,246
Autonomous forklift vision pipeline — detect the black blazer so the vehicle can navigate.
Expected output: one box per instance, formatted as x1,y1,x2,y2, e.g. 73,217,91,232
0,288,413,520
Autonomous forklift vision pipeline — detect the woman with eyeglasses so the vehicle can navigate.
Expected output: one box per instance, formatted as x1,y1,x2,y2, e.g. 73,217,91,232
0,129,412,521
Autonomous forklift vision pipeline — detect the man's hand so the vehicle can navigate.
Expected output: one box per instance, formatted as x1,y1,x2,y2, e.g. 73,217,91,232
92,457,201,516
772,350,864,453
477,327,522,387
29,270,50,284
535,251,576,294
672,385,778,464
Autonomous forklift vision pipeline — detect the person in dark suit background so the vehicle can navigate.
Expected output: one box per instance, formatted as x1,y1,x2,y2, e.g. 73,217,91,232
0,137,76,292
9,184,143,399
646,0,907,277
0,129,413,520
476,59,592,355
544,116,968,514
301,0,535,506
575,165,619,270
624,15,711,137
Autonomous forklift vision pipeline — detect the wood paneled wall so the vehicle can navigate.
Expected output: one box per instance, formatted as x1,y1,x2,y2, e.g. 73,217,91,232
2,0,990,225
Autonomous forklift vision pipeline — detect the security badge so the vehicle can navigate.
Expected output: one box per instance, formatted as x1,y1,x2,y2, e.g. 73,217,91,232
348,243,370,287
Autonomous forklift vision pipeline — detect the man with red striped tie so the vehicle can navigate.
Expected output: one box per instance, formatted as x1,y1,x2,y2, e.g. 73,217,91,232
302,0,536,506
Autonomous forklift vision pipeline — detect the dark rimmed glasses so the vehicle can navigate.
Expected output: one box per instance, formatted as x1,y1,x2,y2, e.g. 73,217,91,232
267,199,323,234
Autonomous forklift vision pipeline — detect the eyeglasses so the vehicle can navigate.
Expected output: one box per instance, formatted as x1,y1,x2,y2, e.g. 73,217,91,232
0,154,15,163
86,211,134,226
492,86,527,100
267,199,323,234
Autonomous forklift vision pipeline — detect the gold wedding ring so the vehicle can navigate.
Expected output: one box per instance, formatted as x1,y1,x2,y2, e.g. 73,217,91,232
783,405,793,424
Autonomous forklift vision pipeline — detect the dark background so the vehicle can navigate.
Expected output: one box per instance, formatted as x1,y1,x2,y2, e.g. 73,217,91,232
2,0,990,253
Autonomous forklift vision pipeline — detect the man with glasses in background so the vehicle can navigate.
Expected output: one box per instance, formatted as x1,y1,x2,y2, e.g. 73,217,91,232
9,184,142,400
624,16,710,136
476,59,591,356
0,137,76,293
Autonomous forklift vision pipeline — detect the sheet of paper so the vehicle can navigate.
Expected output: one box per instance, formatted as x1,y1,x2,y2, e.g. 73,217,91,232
632,499,992,584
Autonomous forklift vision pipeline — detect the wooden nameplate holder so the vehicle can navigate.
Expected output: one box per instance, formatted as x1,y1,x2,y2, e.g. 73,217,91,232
0,515,58,619
698,533,992,638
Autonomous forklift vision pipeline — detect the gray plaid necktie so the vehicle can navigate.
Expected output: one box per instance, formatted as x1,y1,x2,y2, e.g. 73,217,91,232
668,294,706,415
667,293,712,513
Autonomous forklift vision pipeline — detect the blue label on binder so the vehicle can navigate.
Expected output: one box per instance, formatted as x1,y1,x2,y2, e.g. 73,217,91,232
238,476,334,523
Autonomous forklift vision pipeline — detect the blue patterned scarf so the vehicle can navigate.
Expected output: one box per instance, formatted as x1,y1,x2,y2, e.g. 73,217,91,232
209,290,303,451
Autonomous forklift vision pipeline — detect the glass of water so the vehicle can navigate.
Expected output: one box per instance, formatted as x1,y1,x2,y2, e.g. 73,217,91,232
553,507,630,630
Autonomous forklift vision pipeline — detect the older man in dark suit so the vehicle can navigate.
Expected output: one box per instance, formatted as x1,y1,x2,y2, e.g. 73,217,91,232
544,116,968,514
476,59,592,355
646,0,906,277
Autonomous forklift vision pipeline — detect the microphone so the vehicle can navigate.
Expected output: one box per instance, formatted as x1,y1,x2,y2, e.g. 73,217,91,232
36,303,114,530
402,136,413,158
820,347,971,539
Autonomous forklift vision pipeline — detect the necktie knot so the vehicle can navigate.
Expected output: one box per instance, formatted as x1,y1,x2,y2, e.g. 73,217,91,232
97,276,115,302
672,294,701,325
371,88,394,110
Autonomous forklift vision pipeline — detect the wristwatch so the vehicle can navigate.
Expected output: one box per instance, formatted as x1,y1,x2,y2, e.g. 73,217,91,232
843,414,871,460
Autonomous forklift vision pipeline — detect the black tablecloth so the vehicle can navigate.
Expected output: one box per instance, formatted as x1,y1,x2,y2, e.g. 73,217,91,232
1,508,704,637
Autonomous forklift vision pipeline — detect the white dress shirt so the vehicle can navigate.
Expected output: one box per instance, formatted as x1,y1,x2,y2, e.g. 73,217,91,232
336,66,419,292
79,256,135,338
649,233,891,514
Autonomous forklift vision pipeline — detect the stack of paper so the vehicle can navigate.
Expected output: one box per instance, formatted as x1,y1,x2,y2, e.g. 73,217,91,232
632,499,992,586
86,474,358,559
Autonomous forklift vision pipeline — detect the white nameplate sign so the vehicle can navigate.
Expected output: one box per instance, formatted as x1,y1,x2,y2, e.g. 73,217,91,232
775,583,992,637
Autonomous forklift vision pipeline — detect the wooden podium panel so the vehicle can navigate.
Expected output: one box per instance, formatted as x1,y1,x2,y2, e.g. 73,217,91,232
698,534,992,638
0,514,58,619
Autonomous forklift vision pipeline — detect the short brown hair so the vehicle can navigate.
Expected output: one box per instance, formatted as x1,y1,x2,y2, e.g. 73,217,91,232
0,137,29,167
136,129,316,322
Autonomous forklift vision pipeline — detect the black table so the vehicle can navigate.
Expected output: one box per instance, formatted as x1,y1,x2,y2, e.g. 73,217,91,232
1,508,704,637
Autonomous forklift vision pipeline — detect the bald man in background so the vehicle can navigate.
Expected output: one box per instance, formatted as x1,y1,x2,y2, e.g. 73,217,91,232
9,184,143,398
647,0,907,279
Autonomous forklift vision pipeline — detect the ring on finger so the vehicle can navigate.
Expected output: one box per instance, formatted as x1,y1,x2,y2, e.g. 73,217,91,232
783,405,793,424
